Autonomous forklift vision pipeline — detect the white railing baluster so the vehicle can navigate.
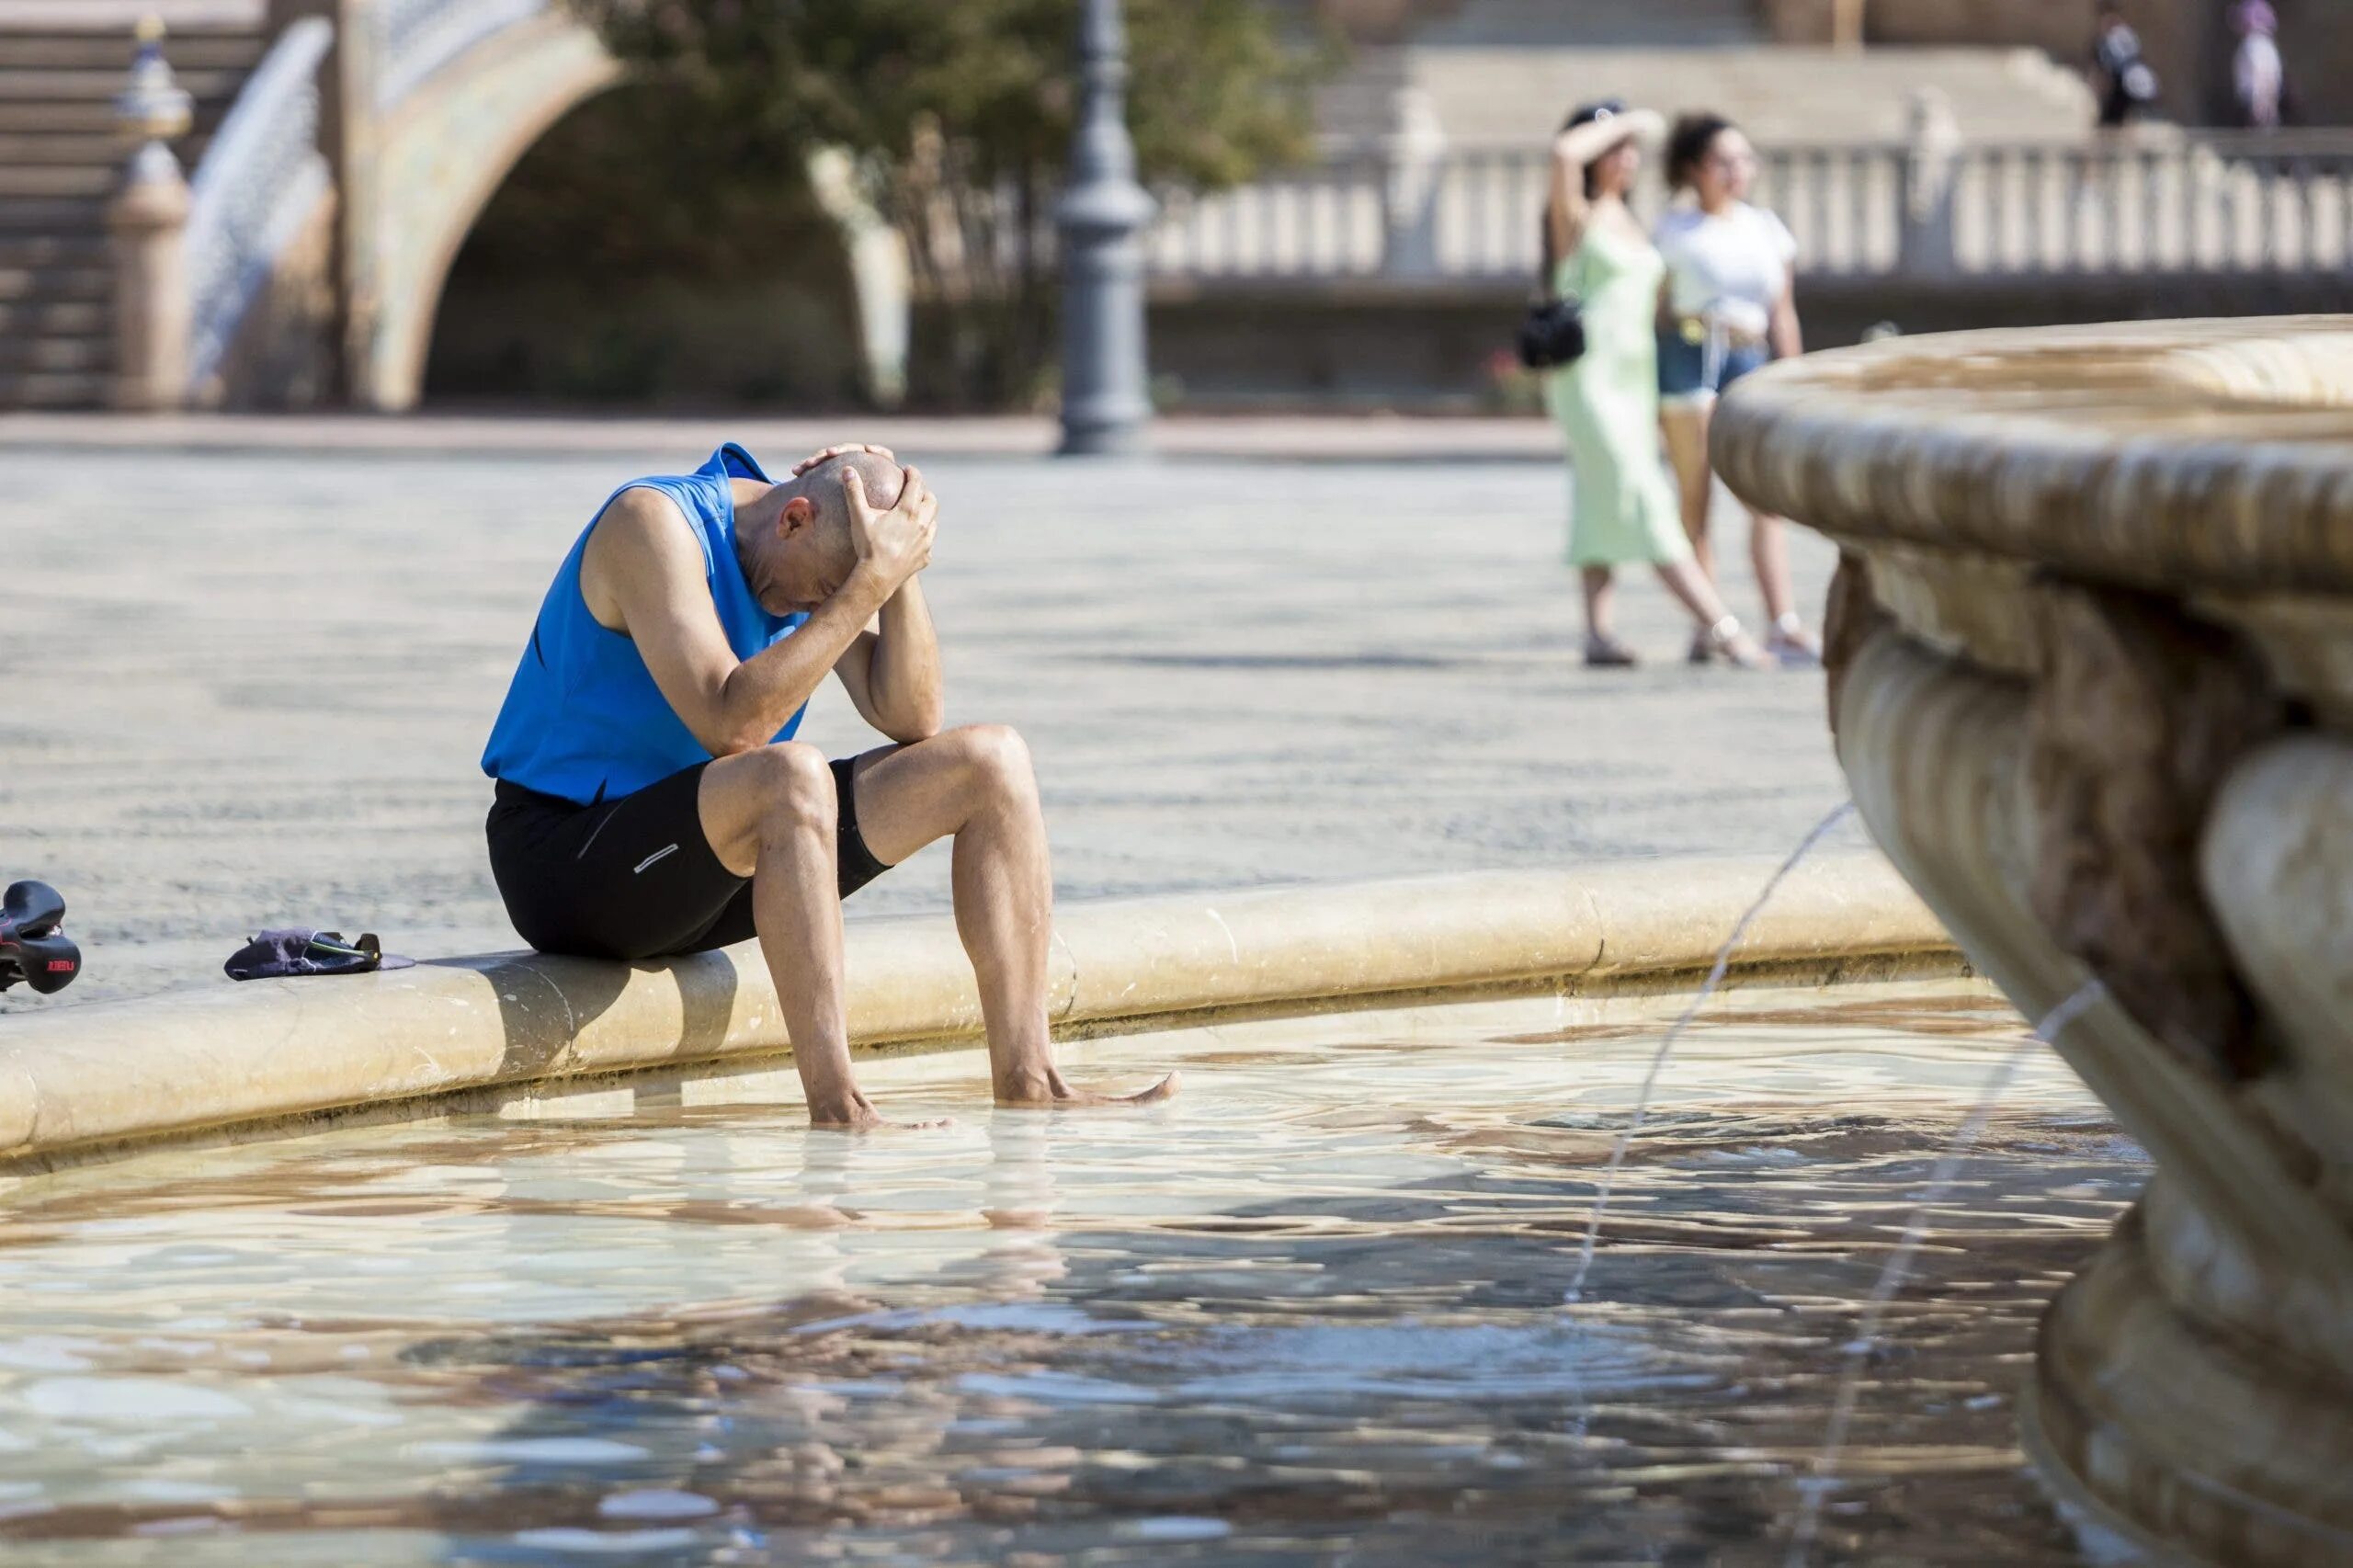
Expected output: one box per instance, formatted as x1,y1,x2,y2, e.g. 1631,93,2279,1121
1954,149,1984,271
1480,150,1503,278
1779,149,1803,261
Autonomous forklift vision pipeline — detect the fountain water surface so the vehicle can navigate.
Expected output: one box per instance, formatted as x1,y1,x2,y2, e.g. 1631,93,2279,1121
0,986,2124,1562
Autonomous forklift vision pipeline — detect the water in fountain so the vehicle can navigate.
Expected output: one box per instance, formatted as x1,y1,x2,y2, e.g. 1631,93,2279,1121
1563,800,1859,1305
1780,977,2111,1568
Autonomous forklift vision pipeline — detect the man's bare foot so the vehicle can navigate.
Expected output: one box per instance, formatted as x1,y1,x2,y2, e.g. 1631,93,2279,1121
806,1088,949,1131
993,1066,1182,1109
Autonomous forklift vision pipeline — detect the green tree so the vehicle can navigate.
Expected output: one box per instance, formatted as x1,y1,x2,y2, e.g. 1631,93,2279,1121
575,0,1332,404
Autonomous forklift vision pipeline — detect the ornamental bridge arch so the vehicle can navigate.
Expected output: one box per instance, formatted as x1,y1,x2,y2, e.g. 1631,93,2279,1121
345,0,903,409
47,0,904,411
347,1,623,409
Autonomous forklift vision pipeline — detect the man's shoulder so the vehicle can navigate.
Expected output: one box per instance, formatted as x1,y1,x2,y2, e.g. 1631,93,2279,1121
591,483,698,553
584,483,711,603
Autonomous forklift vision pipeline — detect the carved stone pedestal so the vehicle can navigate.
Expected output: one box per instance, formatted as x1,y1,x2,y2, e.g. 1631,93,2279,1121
1717,319,2353,1566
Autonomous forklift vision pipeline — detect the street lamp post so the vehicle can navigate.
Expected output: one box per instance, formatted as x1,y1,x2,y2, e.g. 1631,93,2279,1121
1055,0,1155,456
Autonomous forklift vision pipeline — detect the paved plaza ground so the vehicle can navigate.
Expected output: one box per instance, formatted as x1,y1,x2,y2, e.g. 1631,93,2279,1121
0,424,1860,1010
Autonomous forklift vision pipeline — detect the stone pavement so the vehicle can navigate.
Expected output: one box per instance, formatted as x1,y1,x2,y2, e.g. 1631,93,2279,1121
0,433,1860,1011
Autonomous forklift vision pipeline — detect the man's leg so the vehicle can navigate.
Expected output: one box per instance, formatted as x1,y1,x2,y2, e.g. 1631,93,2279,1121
696,732,1174,1123
697,742,886,1128
847,725,1176,1108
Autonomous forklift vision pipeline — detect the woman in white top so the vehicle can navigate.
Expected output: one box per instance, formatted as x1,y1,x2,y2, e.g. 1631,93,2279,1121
1653,114,1819,666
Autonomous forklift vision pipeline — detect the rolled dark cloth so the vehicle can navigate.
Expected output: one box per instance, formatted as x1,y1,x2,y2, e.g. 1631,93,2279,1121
224,928,415,980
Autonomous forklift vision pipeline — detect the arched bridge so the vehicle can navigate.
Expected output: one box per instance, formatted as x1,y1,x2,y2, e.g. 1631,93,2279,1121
351,0,620,410
0,0,904,411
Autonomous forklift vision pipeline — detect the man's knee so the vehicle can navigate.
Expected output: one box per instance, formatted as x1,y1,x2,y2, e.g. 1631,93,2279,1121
953,723,1036,801
748,742,835,840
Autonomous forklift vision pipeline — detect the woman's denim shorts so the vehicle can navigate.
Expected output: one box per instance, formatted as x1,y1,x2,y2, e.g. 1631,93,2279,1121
1658,329,1769,405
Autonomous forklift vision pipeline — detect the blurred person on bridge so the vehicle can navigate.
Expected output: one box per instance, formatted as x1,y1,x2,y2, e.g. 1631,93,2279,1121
1654,113,1820,670
1542,103,1768,670
2232,2,2286,131
2091,5,2161,129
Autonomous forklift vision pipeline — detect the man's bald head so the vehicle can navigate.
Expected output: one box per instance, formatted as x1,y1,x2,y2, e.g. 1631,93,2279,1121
781,451,907,551
743,449,908,614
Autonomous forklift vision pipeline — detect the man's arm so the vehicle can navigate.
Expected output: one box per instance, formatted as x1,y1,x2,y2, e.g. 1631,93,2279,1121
835,574,944,744
587,477,929,756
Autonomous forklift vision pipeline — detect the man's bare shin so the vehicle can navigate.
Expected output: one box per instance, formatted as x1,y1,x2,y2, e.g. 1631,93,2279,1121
699,746,872,1127
950,781,1057,1100
756,827,868,1124
851,727,1177,1109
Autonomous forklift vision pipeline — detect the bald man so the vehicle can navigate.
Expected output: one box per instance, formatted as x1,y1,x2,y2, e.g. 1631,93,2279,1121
483,441,1176,1128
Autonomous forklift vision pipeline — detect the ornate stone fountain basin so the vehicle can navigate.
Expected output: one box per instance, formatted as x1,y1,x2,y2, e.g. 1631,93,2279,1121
1714,317,2353,1566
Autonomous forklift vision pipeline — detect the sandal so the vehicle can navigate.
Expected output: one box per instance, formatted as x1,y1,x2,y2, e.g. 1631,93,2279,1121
1585,633,1641,668
1766,613,1823,669
1688,627,1718,665
1703,615,1772,671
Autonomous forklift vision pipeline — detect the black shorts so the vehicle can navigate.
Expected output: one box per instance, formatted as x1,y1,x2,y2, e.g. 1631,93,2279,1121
485,758,892,960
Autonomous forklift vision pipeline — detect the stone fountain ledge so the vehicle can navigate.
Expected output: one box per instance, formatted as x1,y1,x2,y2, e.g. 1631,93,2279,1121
0,856,1950,1176
1715,315,2353,1568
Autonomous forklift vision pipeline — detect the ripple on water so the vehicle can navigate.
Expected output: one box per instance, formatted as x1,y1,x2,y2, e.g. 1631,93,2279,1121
411,1437,650,1465
1114,1516,1233,1541
793,1301,1156,1337
597,1488,720,1520
23,1378,249,1422
0,1337,96,1372
510,1526,702,1553
1166,1319,1711,1401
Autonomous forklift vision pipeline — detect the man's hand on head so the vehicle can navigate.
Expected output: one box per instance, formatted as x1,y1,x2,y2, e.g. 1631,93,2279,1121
842,464,937,598
790,442,895,478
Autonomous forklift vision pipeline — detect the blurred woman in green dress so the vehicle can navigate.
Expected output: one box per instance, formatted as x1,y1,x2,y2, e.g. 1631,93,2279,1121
1542,102,1766,669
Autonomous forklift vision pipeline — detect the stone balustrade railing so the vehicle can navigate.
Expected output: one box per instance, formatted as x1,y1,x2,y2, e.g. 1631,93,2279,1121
183,15,335,397
1118,128,2353,286
370,0,545,110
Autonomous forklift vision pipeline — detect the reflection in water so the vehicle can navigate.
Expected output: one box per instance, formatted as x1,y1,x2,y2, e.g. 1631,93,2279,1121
0,988,2141,1565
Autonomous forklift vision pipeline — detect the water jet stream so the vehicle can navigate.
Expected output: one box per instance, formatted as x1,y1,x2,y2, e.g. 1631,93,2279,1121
1780,977,2109,1568
1563,801,1859,1306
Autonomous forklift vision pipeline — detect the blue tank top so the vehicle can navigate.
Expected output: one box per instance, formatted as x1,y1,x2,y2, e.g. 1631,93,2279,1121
481,443,809,804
